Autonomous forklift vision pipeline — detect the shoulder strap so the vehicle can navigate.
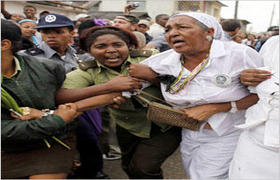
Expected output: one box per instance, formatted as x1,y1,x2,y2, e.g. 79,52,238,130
130,49,153,58
25,47,45,56
78,60,98,71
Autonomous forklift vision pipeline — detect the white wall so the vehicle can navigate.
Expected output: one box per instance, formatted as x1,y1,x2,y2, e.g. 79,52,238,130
99,0,127,12
146,0,174,21
4,1,86,21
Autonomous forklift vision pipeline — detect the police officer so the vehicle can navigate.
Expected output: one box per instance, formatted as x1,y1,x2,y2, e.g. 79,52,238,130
25,13,78,73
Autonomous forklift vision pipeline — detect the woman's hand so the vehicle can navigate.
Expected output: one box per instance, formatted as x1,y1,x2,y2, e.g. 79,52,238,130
105,75,144,91
180,104,222,122
10,107,43,120
240,69,271,86
110,95,127,109
55,103,81,123
129,64,157,81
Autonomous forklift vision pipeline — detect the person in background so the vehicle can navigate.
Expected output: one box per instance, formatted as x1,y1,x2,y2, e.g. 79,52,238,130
221,19,241,41
113,14,139,32
24,13,77,73
147,14,169,39
145,33,171,52
39,10,49,18
18,19,41,46
23,5,37,21
229,35,279,179
255,26,279,52
232,33,243,44
137,19,153,44
133,31,146,49
1,1,24,22
244,33,256,48
74,13,91,28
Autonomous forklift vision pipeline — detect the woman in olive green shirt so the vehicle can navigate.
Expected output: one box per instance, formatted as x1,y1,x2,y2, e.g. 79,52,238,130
57,26,181,179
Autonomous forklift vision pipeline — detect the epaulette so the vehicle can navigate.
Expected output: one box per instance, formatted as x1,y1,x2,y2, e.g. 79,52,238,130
78,60,98,71
129,49,153,58
25,47,45,56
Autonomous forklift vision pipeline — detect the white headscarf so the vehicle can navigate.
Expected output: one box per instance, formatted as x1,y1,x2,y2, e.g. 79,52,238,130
170,12,223,40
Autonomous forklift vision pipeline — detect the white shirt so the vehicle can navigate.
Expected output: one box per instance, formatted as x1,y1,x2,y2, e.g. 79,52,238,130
236,36,279,148
147,23,165,39
141,40,264,136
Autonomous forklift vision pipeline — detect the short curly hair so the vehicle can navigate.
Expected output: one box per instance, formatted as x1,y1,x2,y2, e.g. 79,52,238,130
79,26,139,52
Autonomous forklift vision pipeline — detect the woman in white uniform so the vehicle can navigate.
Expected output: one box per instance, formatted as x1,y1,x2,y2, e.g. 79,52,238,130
229,36,279,179
129,12,264,179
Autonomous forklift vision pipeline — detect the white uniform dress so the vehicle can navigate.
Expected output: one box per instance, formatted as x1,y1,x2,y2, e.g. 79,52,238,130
141,40,263,179
229,36,279,179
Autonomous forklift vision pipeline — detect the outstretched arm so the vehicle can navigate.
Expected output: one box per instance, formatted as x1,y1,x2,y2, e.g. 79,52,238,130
56,75,143,104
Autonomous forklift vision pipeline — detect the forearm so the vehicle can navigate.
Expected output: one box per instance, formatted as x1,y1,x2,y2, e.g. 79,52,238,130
211,94,259,114
74,93,120,112
55,83,114,104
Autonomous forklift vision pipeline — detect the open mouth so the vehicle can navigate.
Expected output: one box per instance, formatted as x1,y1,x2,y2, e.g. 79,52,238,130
105,56,121,63
172,39,185,45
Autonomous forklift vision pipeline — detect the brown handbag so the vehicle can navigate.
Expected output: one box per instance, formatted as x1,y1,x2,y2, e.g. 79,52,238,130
135,90,202,131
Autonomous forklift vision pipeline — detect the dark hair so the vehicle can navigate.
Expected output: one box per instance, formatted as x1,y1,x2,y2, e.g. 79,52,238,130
24,5,37,11
39,10,50,18
78,19,97,35
79,26,138,52
221,19,241,31
1,19,33,54
155,14,169,22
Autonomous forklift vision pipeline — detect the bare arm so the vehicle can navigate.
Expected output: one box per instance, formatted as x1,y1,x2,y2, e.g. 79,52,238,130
74,92,125,112
1,1,12,19
181,94,259,122
56,75,143,104
129,64,160,86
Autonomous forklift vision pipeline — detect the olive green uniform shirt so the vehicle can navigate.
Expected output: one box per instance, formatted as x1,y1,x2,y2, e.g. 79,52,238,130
62,51,170,138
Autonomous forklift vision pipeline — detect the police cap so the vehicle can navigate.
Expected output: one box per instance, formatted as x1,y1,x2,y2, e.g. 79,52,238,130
34,13,74,29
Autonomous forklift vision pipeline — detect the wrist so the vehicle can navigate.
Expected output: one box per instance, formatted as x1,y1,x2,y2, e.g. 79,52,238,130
229,101,238,113
42,109,55,117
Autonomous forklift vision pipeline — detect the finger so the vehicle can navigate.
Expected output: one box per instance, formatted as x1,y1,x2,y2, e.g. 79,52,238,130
10,112,22,119
58,104,67,109
111,104,120,109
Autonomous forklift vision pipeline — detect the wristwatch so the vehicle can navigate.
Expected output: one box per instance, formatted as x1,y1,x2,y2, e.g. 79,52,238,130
229,101,238,113
42,109,55,117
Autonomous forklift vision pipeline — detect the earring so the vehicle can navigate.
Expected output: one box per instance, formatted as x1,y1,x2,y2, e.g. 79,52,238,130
206,35,213,42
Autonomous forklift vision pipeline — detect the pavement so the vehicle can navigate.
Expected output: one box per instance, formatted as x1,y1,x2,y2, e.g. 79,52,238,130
103,147,187,179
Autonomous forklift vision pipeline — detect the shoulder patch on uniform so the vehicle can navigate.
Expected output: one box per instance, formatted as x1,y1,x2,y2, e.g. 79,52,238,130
130,49,153,58
79,60,98,71
25,47,45,56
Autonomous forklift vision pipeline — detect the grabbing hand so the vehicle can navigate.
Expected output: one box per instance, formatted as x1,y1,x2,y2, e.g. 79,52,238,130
106,75,144,91
54,103,81,123
10,107,43,121
129,64,157,81
240,69,272,86
110,95,126,109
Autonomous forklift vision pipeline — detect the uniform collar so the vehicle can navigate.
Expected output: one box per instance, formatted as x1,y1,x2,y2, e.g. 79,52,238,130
8,56,22,78
39,41,76,59
95,55,133,74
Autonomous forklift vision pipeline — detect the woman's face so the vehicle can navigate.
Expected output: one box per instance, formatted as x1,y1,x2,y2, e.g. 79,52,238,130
20,21,37,38
165,16,209,54
89,34,129,68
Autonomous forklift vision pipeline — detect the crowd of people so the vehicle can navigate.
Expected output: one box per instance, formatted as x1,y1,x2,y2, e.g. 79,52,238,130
1,1,279,179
